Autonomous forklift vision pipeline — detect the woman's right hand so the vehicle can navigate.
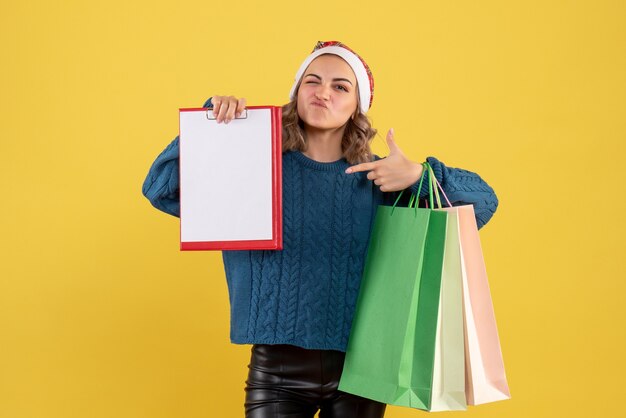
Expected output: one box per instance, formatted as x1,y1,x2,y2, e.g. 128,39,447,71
211,95,247,124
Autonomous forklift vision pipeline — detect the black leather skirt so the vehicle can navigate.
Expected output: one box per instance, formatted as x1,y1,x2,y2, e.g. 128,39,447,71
244,343,386,418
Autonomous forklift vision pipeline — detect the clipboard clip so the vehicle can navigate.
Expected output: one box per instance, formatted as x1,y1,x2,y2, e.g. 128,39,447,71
206,108,248,120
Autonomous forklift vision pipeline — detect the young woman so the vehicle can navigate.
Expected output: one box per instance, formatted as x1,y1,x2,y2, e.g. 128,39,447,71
142,40,499,418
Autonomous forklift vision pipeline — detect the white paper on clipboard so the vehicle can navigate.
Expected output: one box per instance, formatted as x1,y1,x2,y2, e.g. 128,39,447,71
179,107,280,249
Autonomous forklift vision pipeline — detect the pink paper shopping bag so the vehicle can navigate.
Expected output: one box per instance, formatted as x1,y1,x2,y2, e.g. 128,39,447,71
446,205,510,405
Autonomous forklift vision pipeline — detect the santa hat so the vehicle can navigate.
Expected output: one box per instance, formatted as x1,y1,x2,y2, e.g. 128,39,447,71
289,41,374,114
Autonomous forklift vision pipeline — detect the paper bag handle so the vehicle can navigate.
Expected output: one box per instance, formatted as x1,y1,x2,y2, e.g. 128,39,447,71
390,162,429,216
424,162,452,208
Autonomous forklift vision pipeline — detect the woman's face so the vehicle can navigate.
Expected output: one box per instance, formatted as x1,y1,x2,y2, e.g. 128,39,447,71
296,54,359,132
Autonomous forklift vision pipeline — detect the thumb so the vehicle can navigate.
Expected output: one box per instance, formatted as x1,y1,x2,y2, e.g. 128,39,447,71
386,128,401,154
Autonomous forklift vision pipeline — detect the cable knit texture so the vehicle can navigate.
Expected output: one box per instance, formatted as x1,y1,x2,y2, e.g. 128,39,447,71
141,114,499,352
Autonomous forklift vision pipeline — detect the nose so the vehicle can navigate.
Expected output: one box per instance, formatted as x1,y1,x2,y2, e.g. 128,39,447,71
314,83,331,100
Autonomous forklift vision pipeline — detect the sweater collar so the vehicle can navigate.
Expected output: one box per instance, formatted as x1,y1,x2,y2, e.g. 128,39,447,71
290,151,350,172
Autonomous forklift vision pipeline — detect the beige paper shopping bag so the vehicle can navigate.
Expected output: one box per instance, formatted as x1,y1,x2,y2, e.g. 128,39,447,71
448,204,511,405
429,207,467,411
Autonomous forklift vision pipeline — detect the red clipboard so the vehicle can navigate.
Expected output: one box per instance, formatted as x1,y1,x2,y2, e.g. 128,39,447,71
179,105,282,251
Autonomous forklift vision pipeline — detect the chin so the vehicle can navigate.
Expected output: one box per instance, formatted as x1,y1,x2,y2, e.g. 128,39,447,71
301,115,347,131
304,121,342,131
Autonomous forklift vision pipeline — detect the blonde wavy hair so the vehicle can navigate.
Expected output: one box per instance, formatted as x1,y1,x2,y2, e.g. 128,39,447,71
281,79,377,165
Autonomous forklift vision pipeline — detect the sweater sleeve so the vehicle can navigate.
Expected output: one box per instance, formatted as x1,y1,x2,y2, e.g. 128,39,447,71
141,135,181,217
141,97,213,218
408,156,499,229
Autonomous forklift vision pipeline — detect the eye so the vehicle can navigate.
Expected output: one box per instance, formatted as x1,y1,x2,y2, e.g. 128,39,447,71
335,85,348,92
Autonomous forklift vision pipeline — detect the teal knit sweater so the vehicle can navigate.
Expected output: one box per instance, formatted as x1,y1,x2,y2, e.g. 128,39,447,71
142,102,499,352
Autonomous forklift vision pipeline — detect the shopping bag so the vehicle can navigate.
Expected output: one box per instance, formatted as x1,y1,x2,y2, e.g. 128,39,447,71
456,204,510,404
338,163,448,410
428,164,511,405
426,164,467,411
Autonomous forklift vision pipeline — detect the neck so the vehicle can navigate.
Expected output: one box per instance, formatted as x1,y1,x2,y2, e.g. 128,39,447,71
302,125,346,162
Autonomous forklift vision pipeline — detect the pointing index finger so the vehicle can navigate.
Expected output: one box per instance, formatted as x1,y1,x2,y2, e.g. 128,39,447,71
345,161,377,174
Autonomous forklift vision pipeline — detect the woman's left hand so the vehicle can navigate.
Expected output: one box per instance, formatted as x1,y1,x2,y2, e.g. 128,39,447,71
345,128,423,192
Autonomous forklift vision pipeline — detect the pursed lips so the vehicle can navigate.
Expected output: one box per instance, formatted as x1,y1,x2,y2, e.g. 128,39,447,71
311,101,328,109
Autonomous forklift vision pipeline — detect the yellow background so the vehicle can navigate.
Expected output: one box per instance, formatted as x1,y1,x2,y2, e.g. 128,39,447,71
1,0,624,417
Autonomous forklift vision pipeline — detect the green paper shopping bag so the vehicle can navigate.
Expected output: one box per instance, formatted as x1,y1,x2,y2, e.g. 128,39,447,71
338,163,448,410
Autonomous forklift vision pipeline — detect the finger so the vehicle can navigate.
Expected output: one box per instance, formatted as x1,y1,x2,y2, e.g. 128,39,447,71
216,98,231,123
379,181,400,193
373,178,383,186
211,96,223,117
367,171,378,181
224,96,238,123
236,97,247,117
378,181,397,192
386,128,401,154
345,161,378,174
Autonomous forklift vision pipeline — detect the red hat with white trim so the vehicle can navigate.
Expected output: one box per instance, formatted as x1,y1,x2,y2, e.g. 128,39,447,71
289,41,374,114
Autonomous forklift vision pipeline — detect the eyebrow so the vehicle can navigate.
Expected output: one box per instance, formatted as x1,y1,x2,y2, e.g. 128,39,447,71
304,73,354,85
